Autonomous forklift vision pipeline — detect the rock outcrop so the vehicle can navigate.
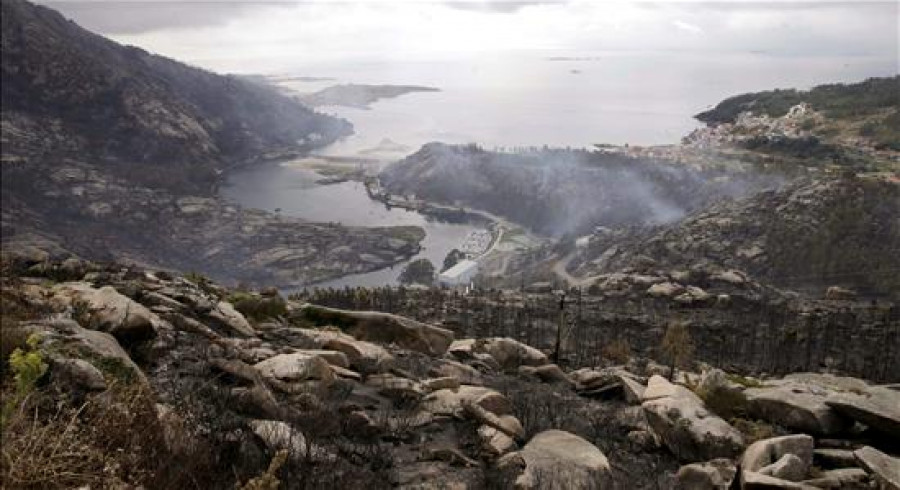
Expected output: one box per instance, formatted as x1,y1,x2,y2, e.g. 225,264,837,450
498,430,612,489
642,376,745,462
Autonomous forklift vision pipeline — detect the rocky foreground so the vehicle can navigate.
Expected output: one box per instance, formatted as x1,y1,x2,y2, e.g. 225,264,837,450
2,257,898,489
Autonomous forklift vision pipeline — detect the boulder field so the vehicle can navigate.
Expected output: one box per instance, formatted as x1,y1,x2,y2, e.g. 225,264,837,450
2,258,898,489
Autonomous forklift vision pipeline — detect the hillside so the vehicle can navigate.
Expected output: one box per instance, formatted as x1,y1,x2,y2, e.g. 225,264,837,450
0,0,423,287
380,143,782,237
1,0,351,193
565,174,900,299
694,76,900,154
2,256,898,488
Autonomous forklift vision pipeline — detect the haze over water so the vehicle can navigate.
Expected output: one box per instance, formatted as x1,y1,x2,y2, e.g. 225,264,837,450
281,50,895,153
48,0,899,287
48,1,898,149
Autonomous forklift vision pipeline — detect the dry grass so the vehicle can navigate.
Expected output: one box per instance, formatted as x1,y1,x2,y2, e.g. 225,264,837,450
0,381,221,489
601,338,632,365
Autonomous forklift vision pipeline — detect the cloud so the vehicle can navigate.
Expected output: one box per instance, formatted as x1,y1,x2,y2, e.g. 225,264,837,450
442,0,565,13
39,0,292,34
672,19,703,35
39,0,899,74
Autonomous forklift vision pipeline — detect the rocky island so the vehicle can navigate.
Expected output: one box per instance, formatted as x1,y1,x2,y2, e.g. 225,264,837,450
296,83,441,110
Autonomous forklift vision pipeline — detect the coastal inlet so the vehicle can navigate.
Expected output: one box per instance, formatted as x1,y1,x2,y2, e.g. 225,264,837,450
221,158,498,288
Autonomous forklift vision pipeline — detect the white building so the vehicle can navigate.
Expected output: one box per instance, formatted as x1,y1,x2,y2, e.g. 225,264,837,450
438,259,479,287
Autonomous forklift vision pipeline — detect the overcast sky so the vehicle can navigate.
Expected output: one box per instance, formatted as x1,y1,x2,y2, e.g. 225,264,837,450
41,1,899,74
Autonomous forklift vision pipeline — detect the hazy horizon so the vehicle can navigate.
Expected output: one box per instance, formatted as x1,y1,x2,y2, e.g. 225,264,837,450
42,1,898,79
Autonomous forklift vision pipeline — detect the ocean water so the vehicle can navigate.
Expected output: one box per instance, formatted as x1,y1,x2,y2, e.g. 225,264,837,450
223,50,895,287
273,51,895,155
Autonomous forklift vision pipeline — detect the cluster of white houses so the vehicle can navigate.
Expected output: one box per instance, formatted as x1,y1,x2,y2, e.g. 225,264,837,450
436,227,496,288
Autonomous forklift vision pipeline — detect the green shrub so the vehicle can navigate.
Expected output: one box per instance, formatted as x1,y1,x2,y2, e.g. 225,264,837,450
2,334,48,427
731,418,777,444
229,292,287,322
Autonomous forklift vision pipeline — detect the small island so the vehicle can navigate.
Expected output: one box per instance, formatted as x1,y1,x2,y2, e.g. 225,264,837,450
297,83,440,109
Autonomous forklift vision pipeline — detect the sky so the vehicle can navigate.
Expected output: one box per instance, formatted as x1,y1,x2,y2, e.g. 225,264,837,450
40,1,899,74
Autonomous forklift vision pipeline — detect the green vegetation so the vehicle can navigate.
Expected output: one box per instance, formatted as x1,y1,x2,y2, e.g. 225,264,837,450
696,76,900,124
730,418,778,444
228,291,287,322
2,334,47,427
725,373,764,388
858,110,900,151
398,258,436,286
441,248,465,272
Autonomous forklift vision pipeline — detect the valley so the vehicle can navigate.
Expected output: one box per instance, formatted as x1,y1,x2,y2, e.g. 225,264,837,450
1,0,899,488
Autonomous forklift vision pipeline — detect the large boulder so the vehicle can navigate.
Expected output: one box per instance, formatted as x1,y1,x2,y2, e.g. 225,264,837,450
825,386,900,439
801,468,869,489
53,282,161,343
253,352,335,384
481,337,549,370
50,357,107,391
430,359,484,386
854,446,900,490
207,300,256,337
744,376,850,435
323,336,394,373
641,376,744,462
518,364,573,385
248,419,331,462
497,430,612,489
675,459,737,490
423,385,512,417
647,282,683,298
450,337,548,371
574,367,645,403
298,305,453,355
25,319,147,386
740,435,815,489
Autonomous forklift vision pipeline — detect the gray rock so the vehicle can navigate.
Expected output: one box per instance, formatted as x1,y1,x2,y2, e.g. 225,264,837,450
52,357,107,391
462,401,524,439
854,446,900,490
30,319,147,386
518,364,573,385
208,300,256,337
826,386,900,439
741,435,815,489
675,458,737,490
422,377,461,392
497,430,612,489
741,472,819,489
745,381,848,435
801,468,869,489
54,282,161,343
424,385,511,417
248,419,331,462
365,373,424,400
452,337,549,371
627,430,660,450
642,375,745,462
429,359,483,386
323,335,394,373
298,305,453,356
814,448,859,469
254,352,335,384
478,425,517,456
619,374,647,404
759,454,807,482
